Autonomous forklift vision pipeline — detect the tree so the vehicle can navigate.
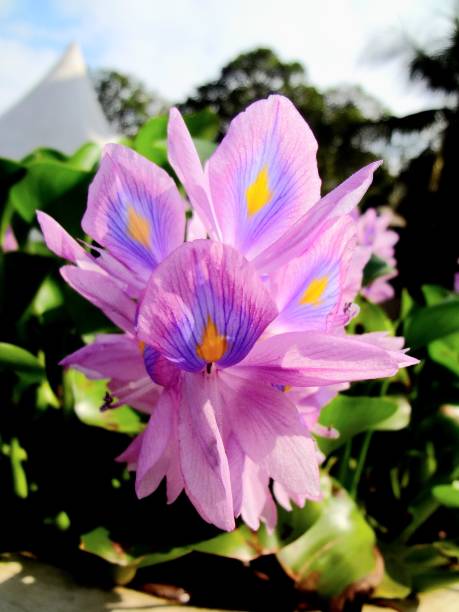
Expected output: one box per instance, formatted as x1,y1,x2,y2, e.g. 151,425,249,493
367,17,459,292
92,70,167,137
180,48,389,195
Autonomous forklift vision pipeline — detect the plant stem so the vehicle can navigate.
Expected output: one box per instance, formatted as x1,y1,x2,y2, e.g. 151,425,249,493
350,430,373,499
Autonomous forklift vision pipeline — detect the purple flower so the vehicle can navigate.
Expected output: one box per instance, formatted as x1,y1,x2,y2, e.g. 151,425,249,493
38,95,417,531
349,207,399,304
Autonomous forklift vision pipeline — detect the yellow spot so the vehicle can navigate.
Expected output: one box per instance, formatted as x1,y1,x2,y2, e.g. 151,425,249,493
196,316,227,363
283,385,292,393
127,205,150,247
246,166,272,216
138,340,145,353
300,277,328,307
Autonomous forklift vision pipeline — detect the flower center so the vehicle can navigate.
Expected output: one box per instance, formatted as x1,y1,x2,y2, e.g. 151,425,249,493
196,316,227,368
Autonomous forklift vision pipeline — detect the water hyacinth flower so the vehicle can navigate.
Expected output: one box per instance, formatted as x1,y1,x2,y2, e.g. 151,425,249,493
350,207,399,304
37,95,417,531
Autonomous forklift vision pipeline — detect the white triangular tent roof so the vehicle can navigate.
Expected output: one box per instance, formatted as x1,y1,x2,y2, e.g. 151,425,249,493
0,43,115,160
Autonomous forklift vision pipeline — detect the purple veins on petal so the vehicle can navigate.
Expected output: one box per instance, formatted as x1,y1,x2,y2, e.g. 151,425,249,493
136,240,278,372
82,144,186,278
206,95,321,259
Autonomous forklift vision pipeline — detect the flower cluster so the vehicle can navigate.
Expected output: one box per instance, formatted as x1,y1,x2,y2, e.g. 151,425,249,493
38,96,416,531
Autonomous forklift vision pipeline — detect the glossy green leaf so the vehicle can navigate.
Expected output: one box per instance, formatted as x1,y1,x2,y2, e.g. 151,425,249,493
81,527,136,567
193,138,217,163
317,396,399,454
0,342,45,379
68,142,102,171
8,160,92,230
422,284,454,306
405,301,459,349
184,109,220,140
133,116,168,165
428,332,459,375
277,482,377,598
65,369,144,434
432,482,459,508
349,298,393,334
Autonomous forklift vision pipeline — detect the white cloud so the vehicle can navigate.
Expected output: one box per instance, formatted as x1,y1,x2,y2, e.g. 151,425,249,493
0,39,58,114
0,0,455,116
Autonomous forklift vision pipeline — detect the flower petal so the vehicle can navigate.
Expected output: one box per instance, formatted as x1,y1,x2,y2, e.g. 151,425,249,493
269,216,356,333
235,330,413,386
178,374,234,531
135,390,175,498
254,161,381,274
82,144,186,277
168,108,217,237
207,95,320,259
221,371,321,500
37,211,87,263
60,266,136,333
137,240,277,372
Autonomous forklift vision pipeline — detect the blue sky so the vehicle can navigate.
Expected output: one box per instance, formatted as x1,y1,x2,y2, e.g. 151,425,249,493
0,0,455,116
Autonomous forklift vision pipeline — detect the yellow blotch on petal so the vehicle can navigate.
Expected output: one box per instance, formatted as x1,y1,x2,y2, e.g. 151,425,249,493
196,316,227,363
138,340,145,353
246,166,272,217
283,385,292,393
300,276,329,307
127,205,151,247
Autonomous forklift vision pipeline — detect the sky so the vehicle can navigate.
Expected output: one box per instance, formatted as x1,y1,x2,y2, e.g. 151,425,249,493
0,0,456,117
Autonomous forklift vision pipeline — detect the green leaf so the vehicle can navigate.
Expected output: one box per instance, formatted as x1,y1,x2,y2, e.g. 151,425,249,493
193,138,217,163
133,116,168,165
428,332,459,375
68,142,102,171
277,484,377,597
400,288,416,320
405,301,459,349
184,109,220,140
65,369,144,434
422,284,454,306
81,527,136,567
0,342,45,380
8,160,92,230
317,396,399,454
375,397,411,431
363,255,394,286
349,298,393,334
432,482,459,508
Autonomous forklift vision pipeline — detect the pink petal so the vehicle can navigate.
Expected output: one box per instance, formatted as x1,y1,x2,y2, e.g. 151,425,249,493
37,211,87,263
221,371,321,500
135,390,175,498
178,374,234,531
168,108,218,237
82,143,185,278
116,432,143,470
254,161,382,274
235,330,413,386
268,215,356,334
60,265,136,333
137,240,277,372
207,95,320,259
